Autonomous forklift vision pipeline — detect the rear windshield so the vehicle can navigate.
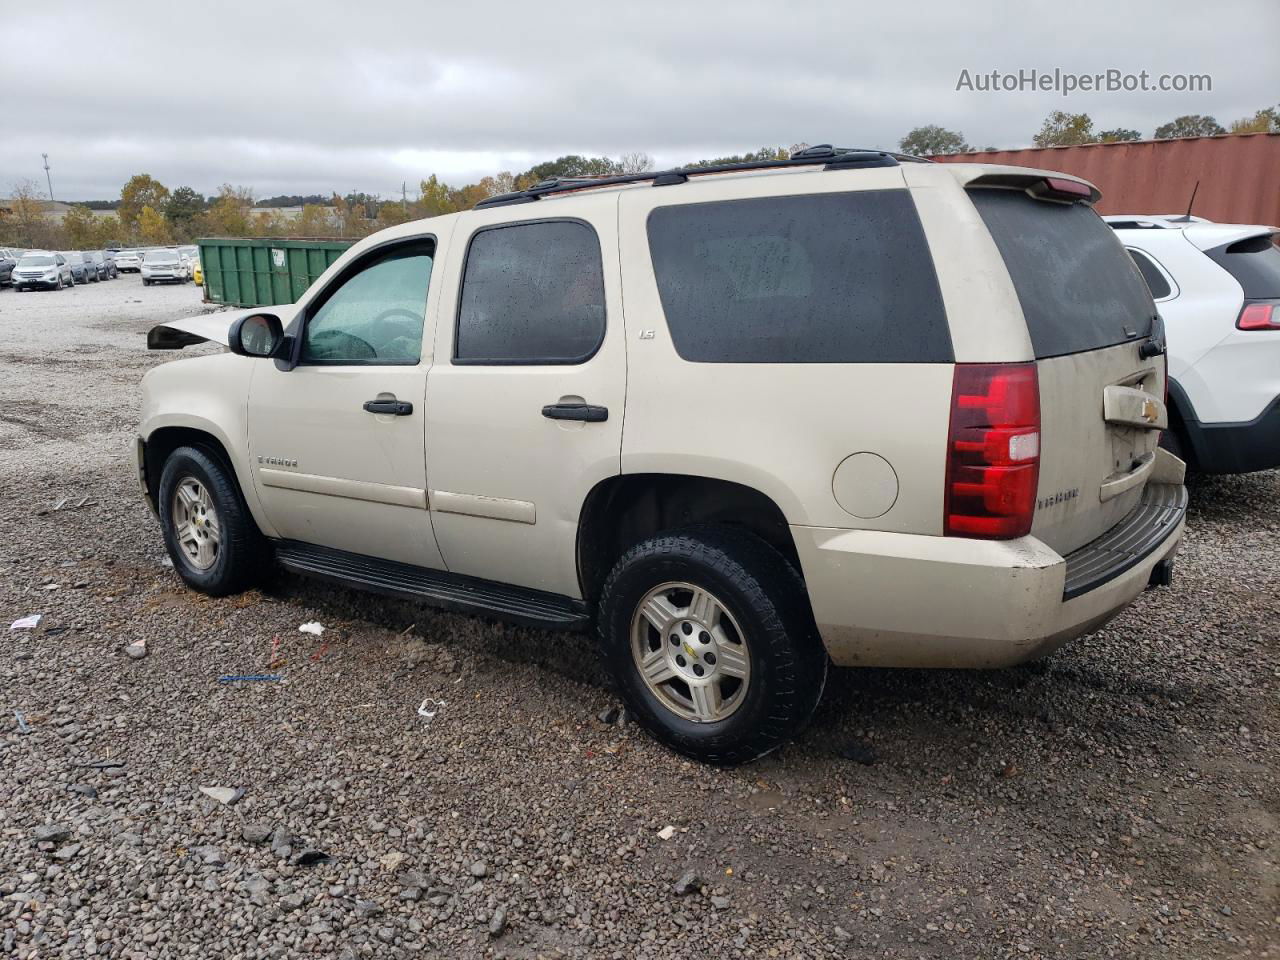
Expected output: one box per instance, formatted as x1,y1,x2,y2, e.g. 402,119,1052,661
971,189,1154,358
646,190,952,363
1205,234,1280,299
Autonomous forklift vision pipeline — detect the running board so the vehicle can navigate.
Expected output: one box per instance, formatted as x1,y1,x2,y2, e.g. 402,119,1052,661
273,540,590,631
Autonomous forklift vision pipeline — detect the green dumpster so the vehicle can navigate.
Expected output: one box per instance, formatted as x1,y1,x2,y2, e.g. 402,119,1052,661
197,237,354,307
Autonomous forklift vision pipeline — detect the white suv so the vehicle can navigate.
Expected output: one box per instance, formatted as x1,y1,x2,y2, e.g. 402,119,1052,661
138,148,1186,764
1106,215,1280,473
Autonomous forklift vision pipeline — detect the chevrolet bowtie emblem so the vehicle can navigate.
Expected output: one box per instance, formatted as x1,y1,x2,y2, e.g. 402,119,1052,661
1142,399,1159,423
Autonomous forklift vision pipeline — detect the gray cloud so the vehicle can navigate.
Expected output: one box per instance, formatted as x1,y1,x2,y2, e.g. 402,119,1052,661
3,0,1273,200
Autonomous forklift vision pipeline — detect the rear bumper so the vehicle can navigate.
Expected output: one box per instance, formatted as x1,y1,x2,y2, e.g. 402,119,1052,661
1183,394,1280,474
795,482,1186,669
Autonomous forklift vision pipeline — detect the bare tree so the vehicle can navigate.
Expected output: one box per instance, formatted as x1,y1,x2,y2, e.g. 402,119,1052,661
616,152,655,174
3,179,61,248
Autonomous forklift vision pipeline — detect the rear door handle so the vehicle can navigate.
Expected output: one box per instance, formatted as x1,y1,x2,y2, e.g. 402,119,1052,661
542,402,608,423
363,398,413,416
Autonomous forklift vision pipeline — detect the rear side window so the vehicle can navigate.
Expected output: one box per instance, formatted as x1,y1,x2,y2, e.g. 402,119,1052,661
1127,249,1173,299
646,191,952,363
455,220,605,364
971,190,1154,358
1205,234,1280,299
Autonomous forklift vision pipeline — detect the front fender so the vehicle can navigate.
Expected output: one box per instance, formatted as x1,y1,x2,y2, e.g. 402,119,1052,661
139,353,278,538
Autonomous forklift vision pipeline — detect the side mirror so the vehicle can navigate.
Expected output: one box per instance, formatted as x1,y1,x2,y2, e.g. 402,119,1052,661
229,313,284,358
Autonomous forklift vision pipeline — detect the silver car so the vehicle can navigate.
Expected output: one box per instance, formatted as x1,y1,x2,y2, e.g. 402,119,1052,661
141,249,187,285
13,251,74,290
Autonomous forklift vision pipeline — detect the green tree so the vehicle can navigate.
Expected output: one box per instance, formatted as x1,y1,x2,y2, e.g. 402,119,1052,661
137,205,171,243
164,186,206,240
1229,105,1280,134
686,146,789,169
518,155,620,186
899,125,970,156
1153,114,1225,139
295,203,335,236
418,174,459,217
118,174,170,234
1033,111,1097,147
1098,128,1143,142
91,216,125,248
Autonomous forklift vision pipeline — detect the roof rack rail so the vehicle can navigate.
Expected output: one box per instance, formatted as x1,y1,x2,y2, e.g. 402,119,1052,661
473,144,929,209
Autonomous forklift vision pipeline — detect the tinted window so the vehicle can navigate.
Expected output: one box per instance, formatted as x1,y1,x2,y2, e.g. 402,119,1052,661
647,191,951,363
1205,234,1280,299
972,190,1154,358
302,244,433,364
455,221,605,363
1127,249,1172,299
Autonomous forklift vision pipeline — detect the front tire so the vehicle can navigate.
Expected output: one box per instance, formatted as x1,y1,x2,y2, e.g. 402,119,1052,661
158,446,268,596
597,526,827,766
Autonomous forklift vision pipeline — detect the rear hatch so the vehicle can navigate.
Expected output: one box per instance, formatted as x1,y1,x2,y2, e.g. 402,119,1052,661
970,183,1167,556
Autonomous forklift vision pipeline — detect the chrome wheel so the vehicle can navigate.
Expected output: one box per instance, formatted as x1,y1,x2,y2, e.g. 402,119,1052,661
171,476,221,570
630,581,751,723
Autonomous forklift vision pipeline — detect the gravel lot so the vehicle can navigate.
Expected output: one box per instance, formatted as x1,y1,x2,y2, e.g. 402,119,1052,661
1,275,1276,959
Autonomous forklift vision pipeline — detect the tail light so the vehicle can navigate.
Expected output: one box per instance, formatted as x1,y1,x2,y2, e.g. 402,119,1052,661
945,363,1041,539
1237,301,1280,330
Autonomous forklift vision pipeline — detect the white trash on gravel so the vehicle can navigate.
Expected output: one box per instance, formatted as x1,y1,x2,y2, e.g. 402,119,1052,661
298,621,325,636
10,614,41,630
417,698,445,723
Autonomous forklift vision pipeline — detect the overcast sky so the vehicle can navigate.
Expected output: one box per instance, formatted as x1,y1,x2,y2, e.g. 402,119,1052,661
3,0,1275,201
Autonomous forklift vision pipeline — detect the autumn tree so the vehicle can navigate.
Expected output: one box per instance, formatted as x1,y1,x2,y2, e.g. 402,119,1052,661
295,203,335,236
1153,114,1225,139
118,174,170,234
1098,128,1143,142
137,205,171,243
899,125,970,156
1229,105,1280,134
476,171,516,198
3,179,57,247
1033,111,1097,147
201,185,255,236
418,175,459,217
62,204,101,248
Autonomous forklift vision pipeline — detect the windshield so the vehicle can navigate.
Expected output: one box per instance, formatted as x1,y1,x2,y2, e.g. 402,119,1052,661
20,255,55,266
145,251,178,264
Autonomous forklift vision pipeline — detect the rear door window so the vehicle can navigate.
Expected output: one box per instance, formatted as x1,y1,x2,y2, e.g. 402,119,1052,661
646,191,952,363
1205,234,1280,299
971,189,1155,358
1126,249,1174,300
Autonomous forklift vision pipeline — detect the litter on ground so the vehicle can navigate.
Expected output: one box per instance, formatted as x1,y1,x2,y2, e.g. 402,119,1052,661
417,698,445,723
298,622,325,636
10,614,42,630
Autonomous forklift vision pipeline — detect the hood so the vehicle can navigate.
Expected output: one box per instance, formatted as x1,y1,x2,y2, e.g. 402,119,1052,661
147,306,296,350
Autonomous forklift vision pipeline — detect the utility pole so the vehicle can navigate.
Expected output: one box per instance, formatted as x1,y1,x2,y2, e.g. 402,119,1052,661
42,153,54,201
402,181,408,217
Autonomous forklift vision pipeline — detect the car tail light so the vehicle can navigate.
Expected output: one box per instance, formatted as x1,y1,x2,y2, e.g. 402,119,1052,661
945,363,1041,539
1237,301,1280,330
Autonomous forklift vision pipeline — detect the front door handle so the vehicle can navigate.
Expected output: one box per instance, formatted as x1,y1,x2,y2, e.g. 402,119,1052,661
363,397,413,416
542,402,608,423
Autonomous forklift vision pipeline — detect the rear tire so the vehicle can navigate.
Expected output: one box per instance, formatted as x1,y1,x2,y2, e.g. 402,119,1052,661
597,526,827,766
158,446,269,596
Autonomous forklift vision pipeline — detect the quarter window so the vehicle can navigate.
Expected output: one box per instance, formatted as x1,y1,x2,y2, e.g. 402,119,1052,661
301,243,433,365
455,221,606,364
646,191,952,363
1127,249,1173,300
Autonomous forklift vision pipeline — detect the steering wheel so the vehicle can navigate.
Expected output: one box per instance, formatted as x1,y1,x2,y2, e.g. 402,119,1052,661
307,328,376,360
370,307,422,344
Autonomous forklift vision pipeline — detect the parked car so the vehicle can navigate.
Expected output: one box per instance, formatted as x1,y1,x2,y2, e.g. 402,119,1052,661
190,256,203,286
87,250,115,281
0,249,15,287
141,249,188,285
1107,215,1280,473
60,251,94,284
138,148,1186,764
12,251,73,290
115,249,144,272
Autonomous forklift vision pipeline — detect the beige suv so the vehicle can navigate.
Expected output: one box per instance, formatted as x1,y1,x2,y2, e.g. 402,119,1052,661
138,146,1187,764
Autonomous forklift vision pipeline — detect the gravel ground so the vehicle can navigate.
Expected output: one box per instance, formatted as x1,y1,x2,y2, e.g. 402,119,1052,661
1,275,1276,959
